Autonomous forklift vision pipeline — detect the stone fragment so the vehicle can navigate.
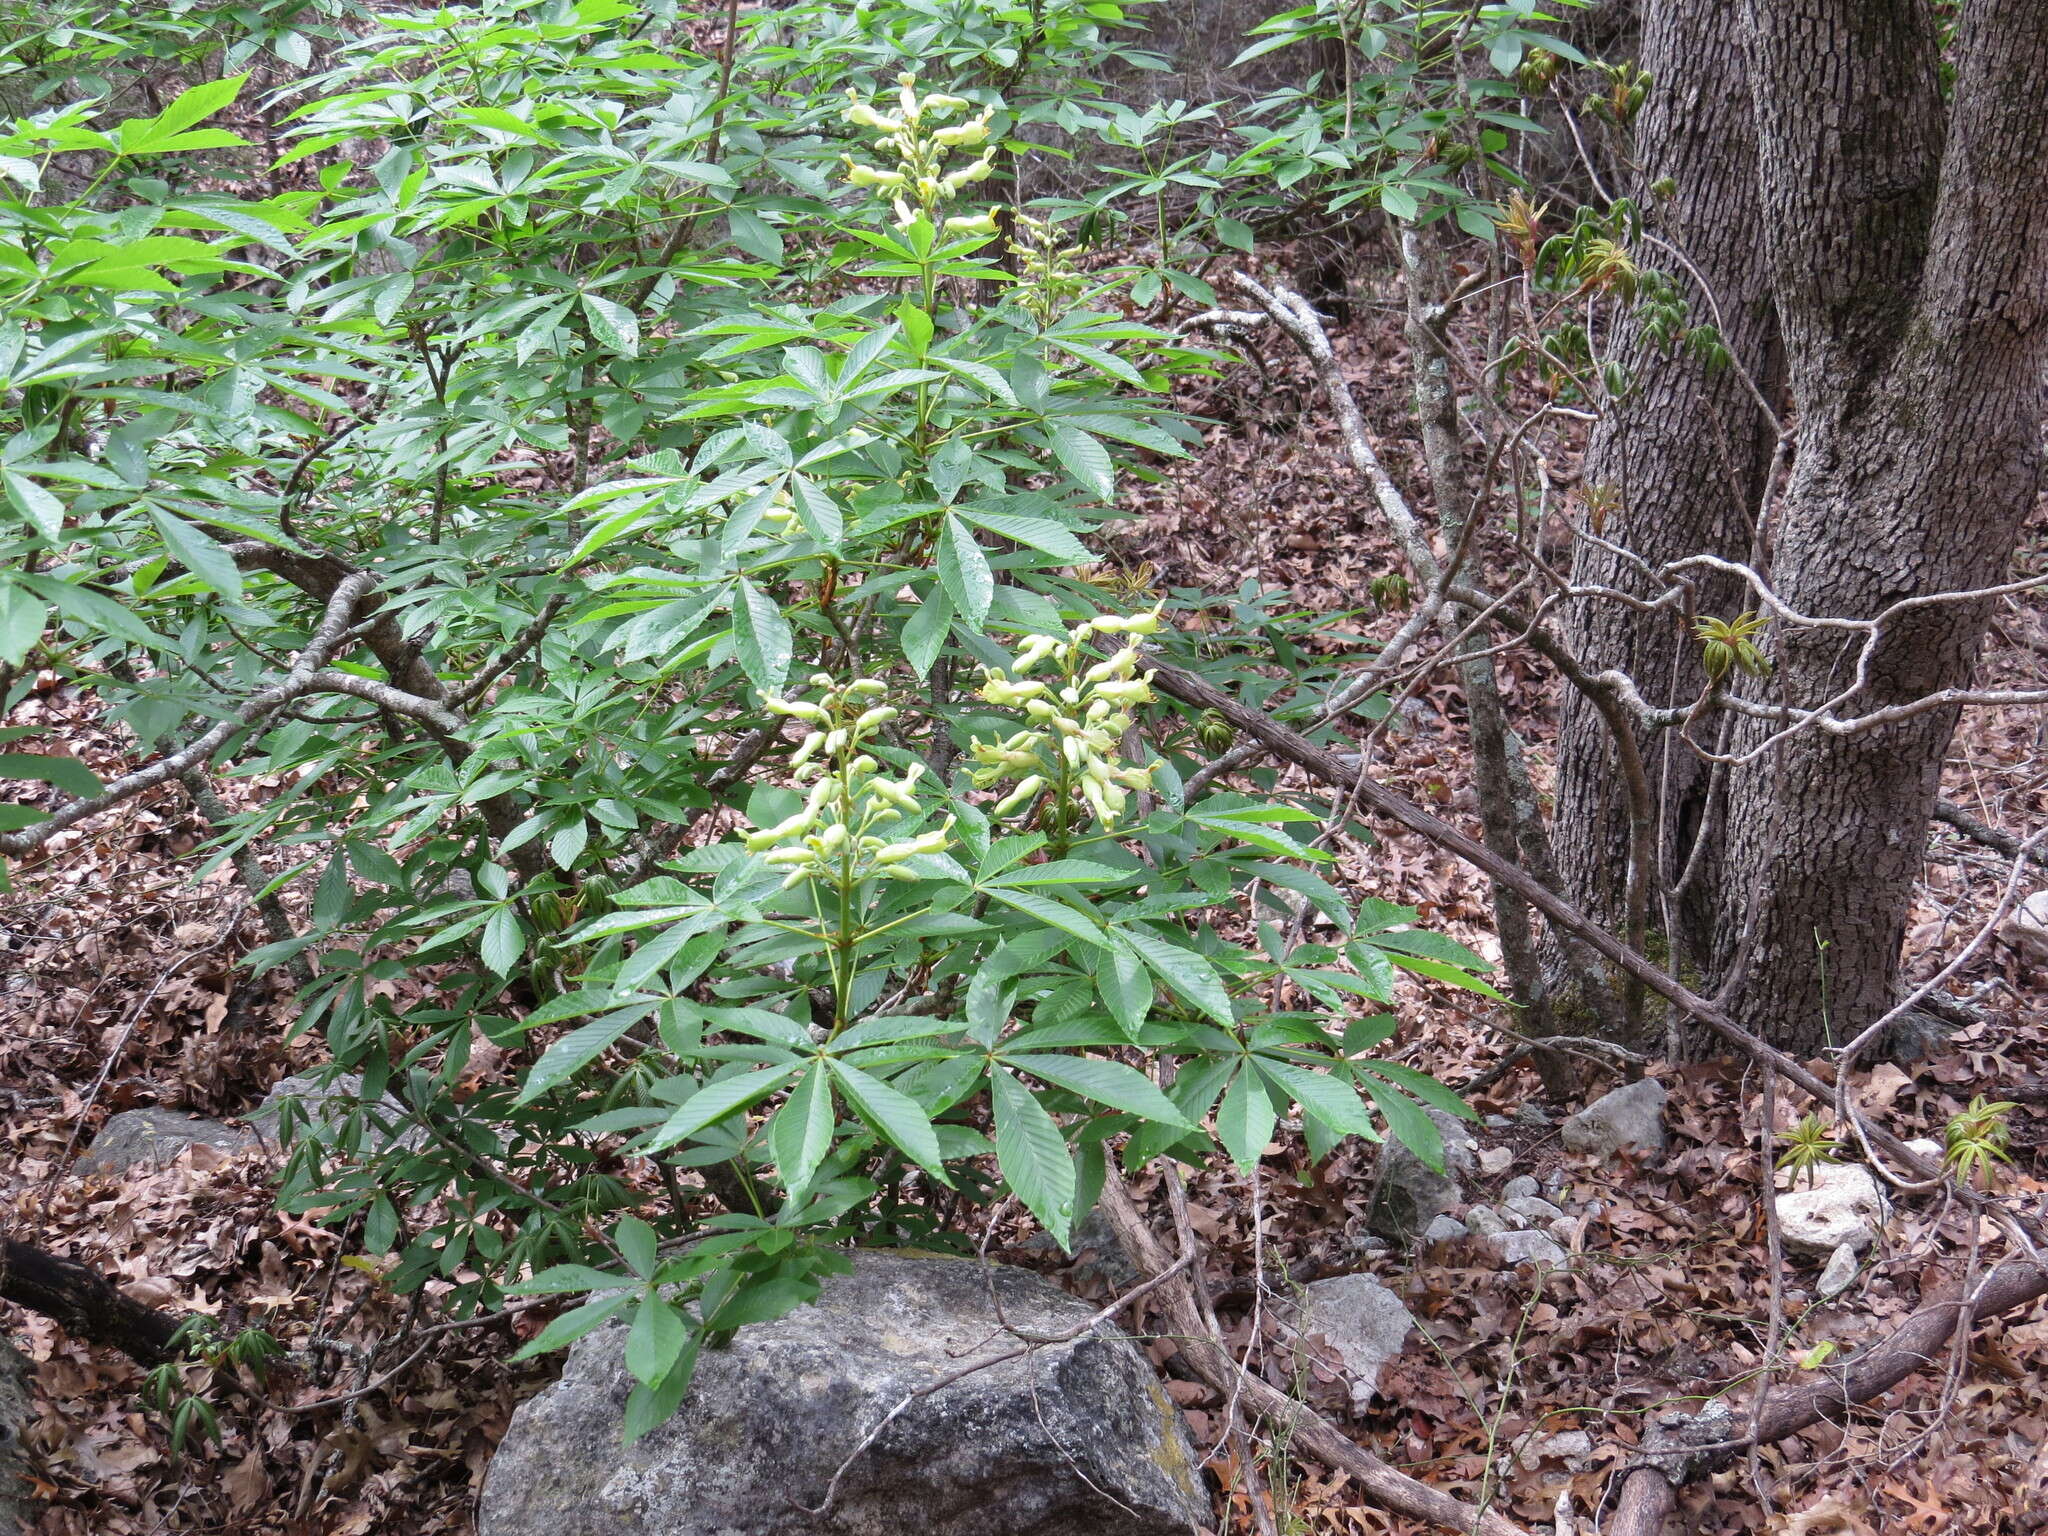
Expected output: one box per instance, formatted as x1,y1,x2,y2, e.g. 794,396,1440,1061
1504,1195,1565,1224
479,1251,1204,1536
1518,1429,1594,1470
1501,1175,1540,1202
1367,1110,1478,1243
1487,1230,1569,1269
1776,1162,1890,1257
1420,1214,1470,1246
1288,1274,1418,1409
75,1108,254,1177
2001,889,2048,966
1464,1205,1511,1239
1816,1242,1859,1300
1561,1079,1668,1160
1478,1145,1515,1176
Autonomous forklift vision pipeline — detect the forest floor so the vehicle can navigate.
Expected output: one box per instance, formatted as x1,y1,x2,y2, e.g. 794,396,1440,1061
3,258,2046,1536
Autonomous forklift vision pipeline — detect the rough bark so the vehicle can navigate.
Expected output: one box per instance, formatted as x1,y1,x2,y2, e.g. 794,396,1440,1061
1551,0,1781,1011
1,1237,185,1367
1710,0,2048,1053
1553,0,2048,1057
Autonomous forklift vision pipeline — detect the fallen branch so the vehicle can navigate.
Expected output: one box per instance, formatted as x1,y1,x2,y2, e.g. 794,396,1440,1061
1933,798,2048,872
0,1237,185,1367
1605,1259,2048,1536
0,574,374,856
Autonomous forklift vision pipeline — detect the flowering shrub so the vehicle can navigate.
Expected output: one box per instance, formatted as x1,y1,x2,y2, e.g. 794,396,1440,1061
0,0,1500,1440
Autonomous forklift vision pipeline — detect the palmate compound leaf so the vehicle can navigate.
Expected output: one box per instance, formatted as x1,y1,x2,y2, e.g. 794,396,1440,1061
826,1058,948,1181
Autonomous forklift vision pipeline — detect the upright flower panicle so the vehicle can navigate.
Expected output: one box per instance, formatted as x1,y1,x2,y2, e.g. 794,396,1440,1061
970,606,1164,834
746,676,952,890
842,72,999,232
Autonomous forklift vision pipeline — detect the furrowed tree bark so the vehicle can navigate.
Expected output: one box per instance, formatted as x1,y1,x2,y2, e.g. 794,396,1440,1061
1710,0,2048,1053
1551,0,1780,1023
1,1236,185,1367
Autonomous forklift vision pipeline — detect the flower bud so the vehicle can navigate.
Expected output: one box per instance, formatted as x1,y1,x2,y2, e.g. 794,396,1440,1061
844,159,908,189
993,775,1045,815
932,116,989,147
1011,634,1059,672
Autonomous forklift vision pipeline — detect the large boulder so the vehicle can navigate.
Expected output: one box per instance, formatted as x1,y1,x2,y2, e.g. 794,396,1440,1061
479,1250,1205,1536
74,1108,254,1177
1285,1274,1416,1409
1561,1079,1668,1161
1368,1109,1478,1242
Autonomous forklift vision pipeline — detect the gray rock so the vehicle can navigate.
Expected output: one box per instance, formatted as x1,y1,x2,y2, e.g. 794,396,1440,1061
1482,1114,1515,1130
1776,1163,1889,1257
250,1072,424,1153
1023,1207,1139,1291
1487,1230,1569,1269
1288,1274,1417,1409
1420,1215,1470,1246
1504,1195,1565,1224
1816,1242,1860,1300
478,1251,1204,1536
1368,1110,1478,1243
1547,1218,1579,1245
1501,1175,1540,1202
2001,889,2048,966
1517,1428,1594,1471
1561,1079,1667,1161
1,1334,35,1533
1068,1206,1141,1290
75,1108,254,1177
1477,1145,1515,1176
1512,1103,1552,1128
1464,1205,1511,1239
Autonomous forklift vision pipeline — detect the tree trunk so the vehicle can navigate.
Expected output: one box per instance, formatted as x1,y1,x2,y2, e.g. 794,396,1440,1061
1551,0,1782,1013
1709,0,2048,1055
1551,0,2048,1056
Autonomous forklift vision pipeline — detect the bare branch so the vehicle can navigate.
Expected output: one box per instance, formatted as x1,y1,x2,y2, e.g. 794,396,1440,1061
0,574,376,856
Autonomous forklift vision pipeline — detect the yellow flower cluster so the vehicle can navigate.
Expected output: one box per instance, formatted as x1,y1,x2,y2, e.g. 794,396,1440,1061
1008,211,1084,326
970,607,1164,829
842,73,999,233
746,677,952,890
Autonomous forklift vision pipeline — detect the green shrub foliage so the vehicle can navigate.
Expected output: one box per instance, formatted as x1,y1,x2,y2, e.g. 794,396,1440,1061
0,0,1582,1435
